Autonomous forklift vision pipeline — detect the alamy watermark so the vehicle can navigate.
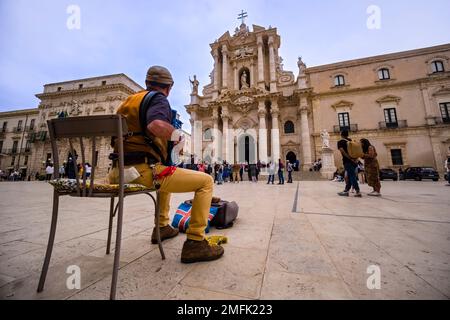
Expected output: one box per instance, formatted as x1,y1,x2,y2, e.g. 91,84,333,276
367,5,381,30
66,265,81,290
66,5,81,30
366,265,381,290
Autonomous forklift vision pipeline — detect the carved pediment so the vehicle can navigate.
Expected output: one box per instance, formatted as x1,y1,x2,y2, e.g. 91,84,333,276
376,95,401,105
233,95,254,105
433,86,450,97
234,117,257,130
331,100,354,111
93,106,106,112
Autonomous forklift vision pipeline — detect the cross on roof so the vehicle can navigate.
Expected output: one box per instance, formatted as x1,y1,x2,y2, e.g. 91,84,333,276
237,10,248,25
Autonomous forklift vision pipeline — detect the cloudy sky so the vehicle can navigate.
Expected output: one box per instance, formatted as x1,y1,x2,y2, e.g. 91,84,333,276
1,0,450,128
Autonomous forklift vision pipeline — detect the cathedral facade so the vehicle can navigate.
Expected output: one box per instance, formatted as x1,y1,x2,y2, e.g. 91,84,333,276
185,23,450,173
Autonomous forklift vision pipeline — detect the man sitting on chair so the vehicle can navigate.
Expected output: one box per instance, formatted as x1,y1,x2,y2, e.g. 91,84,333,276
108,66,224,264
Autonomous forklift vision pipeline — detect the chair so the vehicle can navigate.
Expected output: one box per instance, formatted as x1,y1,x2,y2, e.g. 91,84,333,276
36,115,165,300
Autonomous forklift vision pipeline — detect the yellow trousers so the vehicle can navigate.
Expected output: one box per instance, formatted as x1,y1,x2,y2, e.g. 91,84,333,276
108,163,214,241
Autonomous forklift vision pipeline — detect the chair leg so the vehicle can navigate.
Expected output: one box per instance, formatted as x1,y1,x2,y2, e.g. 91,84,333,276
37,190,60,293
147,191,165,260
110,197,125,300
106,197,115,255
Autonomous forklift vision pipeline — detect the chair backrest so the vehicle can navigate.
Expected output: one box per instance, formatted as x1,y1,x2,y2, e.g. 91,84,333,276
47,115,128,197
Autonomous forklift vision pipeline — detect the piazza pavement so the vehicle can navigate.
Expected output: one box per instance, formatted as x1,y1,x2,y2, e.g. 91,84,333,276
0,179,449,300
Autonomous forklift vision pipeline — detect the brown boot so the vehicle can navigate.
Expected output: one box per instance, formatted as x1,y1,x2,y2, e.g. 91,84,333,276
151,225,179,244
181,239,224,264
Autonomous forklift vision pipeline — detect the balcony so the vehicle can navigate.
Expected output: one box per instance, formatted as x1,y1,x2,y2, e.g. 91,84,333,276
5,148,20,155
379,120,408,129
333,124,358,133
21,148,32,155
29,131,48,142
12,127,24,134
439,117,450,124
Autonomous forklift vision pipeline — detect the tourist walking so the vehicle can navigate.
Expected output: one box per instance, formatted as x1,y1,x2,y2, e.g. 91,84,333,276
59,164,65,178
232,163,240,183
45,164,54,181
445,157,450,186
267,161,275,184
217,164,223,185
85,163,92,178
250,164,257,183
360,139,381,196
337,130,361,197
277,159,285,185
287,161,293,183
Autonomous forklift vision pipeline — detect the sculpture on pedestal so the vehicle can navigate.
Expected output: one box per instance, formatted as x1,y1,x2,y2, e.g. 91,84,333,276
320,129,330,149
240,71,249,89
189,75,199,95
298,56,306,75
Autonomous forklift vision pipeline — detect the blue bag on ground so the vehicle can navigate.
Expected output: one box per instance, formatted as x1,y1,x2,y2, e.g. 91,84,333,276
171,202,218,233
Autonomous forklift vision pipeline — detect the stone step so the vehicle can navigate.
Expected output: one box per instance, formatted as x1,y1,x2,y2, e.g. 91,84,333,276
292,170,328,181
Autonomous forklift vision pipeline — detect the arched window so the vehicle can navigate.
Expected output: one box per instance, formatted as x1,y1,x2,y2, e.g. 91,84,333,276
284,121,295,134
378,68,390,80
203,128,212,141
431,60,445,73
334,75,345,86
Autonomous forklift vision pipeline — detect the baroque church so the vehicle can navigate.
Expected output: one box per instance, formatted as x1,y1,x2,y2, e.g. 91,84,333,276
185,21,450,173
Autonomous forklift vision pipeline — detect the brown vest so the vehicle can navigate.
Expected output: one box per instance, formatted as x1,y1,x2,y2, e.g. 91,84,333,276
115,90,168,163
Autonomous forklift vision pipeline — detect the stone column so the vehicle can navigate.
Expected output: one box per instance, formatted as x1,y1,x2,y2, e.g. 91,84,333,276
299,101,312,169
268,36,277,92
221,106,230,163
258,101,268,164
257,36,265,88
420,84,437,125
222,45,228,89
190,109,202,163
212,107,220,163
250,62,255,87
271,101,280,163
233,64,239,90
213,49,220,91
189,118,195,156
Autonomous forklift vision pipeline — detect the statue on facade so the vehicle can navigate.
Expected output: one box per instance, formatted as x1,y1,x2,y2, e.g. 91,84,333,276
69,100,82,116
241,71,249,89
189,75,199,95
298,56,307,75
320,129,330,149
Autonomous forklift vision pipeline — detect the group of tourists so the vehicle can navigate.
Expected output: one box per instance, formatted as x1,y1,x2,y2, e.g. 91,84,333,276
183,158,297,185
337,130,382,197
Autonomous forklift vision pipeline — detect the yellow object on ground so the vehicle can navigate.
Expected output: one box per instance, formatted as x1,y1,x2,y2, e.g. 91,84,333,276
206,235,228,246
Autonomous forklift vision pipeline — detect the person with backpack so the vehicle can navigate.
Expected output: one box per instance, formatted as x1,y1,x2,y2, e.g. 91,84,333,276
108,66,224,264
287,160,293,183
337,130,362,197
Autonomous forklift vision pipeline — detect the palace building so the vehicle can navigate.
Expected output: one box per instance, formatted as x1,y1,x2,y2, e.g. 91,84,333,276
184,22,450,174
0,74,191,178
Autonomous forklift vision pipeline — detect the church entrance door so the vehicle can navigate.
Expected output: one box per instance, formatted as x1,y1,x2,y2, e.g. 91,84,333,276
286,151,298,171
238,134,256,164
